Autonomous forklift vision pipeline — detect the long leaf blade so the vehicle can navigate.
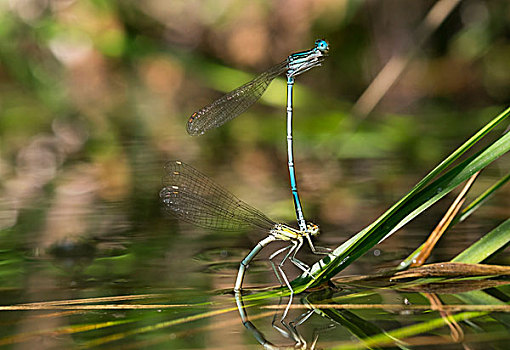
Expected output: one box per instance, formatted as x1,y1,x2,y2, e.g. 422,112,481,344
292,109,510,290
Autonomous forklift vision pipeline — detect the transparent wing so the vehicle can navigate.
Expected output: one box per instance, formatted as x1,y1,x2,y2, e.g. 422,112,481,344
160,161,276,231
187,60,288,136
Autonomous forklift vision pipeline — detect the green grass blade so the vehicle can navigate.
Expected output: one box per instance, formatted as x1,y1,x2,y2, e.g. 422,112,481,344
452,218,510,264
356,106,510,235
399,170,510,269
457,171,510,222
398,243,426,270
291,110,510,290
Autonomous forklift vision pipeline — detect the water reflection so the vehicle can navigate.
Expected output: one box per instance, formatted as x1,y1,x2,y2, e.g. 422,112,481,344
235,291,322,349
233,286,408,349
232,274,510,349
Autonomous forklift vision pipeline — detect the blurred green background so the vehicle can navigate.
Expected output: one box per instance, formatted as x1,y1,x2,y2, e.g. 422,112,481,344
0,1,509,347
1,0,510,272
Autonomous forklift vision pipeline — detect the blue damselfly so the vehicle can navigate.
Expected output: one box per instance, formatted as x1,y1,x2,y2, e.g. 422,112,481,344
187,40,329,232
159,161,329,302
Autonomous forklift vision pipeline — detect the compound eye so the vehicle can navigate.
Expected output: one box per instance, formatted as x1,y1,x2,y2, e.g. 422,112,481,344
315,39,329,52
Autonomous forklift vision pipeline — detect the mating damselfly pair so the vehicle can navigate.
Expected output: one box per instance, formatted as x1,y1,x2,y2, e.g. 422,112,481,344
160,40,330,303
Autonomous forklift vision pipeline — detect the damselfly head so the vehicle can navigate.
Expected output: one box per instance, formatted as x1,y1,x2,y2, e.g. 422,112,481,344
315,39,329,54
306,223,320,236
287,40,328,77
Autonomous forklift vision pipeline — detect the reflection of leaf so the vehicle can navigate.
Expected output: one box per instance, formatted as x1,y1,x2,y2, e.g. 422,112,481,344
0,293,239,347
301,285,507,350
306,296,408,350
456,290,510,326
392,263,510,280
323,309,402,350
397,279,510,294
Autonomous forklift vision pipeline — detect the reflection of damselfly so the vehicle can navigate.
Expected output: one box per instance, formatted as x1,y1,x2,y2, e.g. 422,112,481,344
187,40,329,233
235,292,322,350
159,161,329,299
